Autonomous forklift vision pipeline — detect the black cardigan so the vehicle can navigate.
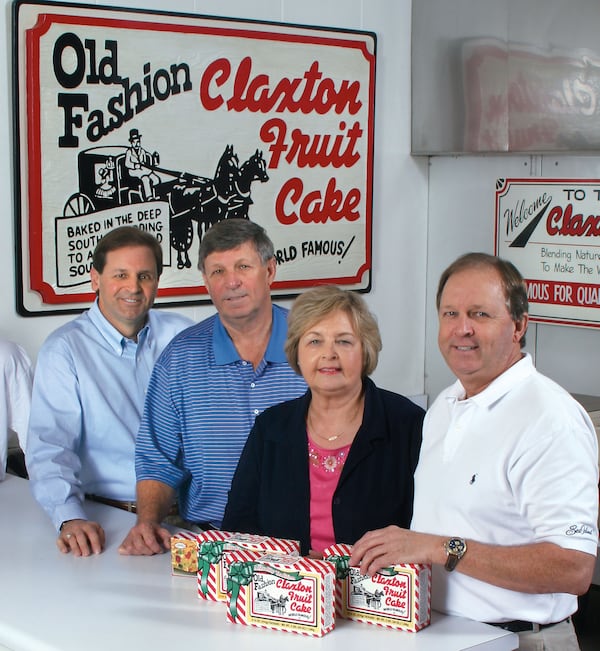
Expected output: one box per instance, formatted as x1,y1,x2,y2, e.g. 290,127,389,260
222,378,424,555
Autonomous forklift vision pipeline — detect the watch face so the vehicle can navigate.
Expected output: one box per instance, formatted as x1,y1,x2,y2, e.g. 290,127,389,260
448,538,466,555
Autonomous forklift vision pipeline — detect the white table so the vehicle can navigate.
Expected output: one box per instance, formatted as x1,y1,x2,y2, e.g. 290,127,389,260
0,475,517,651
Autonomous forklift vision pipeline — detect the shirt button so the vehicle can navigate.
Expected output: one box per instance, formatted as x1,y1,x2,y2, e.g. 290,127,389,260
253,409,259,415
250,382,256,388
333,497,341,505
242,361,248,366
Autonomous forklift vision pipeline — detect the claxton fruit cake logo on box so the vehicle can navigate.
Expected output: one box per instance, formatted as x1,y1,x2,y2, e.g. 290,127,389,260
495,178,600,328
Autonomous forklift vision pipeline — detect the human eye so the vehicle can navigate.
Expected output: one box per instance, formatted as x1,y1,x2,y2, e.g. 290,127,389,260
441,310,457,318
470,310,489,319
139,272,154,282
336,338,354,346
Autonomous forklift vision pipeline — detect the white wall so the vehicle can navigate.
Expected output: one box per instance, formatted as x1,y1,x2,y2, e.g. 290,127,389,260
1,0,428,398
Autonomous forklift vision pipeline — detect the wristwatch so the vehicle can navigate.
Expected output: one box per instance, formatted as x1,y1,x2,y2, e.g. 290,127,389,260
443,537,467,572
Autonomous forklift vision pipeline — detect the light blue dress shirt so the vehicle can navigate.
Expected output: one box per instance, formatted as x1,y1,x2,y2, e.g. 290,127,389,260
26,300,193,530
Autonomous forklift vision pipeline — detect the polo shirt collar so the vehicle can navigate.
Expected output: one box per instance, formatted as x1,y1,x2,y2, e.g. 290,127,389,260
446,353,534,408
213,304,288,365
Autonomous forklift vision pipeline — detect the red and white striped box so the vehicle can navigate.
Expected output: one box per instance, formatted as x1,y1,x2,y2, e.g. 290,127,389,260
323,544,431,632
225,552,336,637
196,531,300,601
170,531,200,577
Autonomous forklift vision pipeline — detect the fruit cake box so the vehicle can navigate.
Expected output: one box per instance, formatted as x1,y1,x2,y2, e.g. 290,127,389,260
225,550,336,637
323,543,431,632
196,530,300,601
171,531,200,577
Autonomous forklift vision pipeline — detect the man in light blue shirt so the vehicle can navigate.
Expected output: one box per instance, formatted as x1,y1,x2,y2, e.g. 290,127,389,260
119,219,307,556
26,227,193,557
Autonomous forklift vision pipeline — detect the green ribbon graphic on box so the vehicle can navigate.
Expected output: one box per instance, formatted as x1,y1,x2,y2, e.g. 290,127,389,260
378,567,400,577
198,540,226,595
325,554,350,580
227,561,256,619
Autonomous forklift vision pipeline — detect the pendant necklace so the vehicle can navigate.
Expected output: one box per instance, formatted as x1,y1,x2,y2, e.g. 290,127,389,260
307,400,363,443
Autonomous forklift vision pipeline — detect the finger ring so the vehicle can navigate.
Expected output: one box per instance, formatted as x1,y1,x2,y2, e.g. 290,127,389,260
65,533,72,539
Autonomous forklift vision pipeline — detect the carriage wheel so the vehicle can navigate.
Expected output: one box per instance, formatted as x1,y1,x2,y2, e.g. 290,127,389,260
63,193,95,216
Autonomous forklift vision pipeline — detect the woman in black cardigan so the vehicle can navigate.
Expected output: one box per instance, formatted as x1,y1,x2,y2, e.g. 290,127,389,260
222,285,424,556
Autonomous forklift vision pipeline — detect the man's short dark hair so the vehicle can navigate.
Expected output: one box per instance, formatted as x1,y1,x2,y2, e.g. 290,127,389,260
92,226,163,276
436,252,529,347
197,219,275,272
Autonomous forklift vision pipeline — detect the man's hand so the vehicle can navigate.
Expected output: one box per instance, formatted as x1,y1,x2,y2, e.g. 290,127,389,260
350,526,439,576
57,519,105,557
118,521,171,556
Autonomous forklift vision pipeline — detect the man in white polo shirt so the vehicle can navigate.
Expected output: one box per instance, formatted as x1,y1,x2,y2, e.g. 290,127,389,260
351,252,598,651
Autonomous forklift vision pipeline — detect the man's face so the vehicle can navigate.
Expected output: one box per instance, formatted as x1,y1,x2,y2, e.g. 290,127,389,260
202,241,275,325
90,245,159,338
437,265,527,398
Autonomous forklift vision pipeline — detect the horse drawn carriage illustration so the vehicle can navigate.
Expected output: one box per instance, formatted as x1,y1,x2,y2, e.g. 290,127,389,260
62,143,269,269
256,591,289,615
351,584,384,609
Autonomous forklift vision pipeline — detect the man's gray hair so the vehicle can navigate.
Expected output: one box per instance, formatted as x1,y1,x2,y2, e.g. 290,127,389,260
198,219,274,272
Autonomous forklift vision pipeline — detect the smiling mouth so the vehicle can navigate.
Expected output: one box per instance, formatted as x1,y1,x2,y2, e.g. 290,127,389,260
455,345,477,351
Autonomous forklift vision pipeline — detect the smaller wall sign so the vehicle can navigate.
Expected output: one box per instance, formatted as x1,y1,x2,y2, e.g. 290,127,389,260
496,178,600,328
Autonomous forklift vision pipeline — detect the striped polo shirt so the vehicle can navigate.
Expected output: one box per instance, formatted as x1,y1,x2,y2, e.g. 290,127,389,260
135,304,307,527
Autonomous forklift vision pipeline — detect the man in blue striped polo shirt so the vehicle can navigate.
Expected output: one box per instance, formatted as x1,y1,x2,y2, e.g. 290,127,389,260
119,219,307,555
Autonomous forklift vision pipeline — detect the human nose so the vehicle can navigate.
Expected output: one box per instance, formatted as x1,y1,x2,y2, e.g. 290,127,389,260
124,275,142,293
224,270,242,288
454,314,474,336
321,340,338,358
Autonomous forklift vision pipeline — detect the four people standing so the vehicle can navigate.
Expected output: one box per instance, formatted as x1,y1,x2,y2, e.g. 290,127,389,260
11,216,599,649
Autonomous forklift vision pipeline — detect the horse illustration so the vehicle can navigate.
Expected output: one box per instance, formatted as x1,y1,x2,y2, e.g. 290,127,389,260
364,589,384,608
166,145,240,269
167,146,269,269
269,594,289,615
226,149,269,220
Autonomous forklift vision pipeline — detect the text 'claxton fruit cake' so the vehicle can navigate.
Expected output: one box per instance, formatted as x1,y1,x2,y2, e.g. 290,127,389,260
323,543,431,632
226,551,336,637
196,531,300,601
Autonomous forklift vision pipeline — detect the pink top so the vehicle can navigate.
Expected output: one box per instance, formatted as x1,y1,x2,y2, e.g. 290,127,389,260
307,435,351,554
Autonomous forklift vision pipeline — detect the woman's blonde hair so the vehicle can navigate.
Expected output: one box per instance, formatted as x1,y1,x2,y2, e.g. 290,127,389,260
284,285,382,377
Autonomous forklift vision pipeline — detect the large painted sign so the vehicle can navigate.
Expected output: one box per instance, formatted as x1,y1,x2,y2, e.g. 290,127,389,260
495,178,600,328
13,0,375,314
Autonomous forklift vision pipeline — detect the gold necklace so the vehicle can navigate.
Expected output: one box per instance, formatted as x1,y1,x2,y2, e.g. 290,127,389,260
307,399,363,443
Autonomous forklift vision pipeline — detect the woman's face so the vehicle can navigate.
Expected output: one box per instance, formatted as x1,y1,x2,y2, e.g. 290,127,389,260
297,309,364,397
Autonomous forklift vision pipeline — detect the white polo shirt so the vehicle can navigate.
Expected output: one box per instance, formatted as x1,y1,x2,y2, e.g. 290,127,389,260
0,340,33,481
412,354,599,624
